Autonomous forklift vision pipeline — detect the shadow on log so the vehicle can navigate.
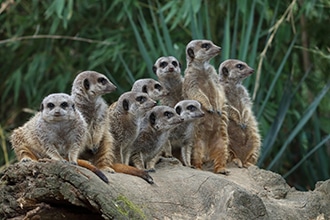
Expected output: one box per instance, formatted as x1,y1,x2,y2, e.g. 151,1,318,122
0,159,329,219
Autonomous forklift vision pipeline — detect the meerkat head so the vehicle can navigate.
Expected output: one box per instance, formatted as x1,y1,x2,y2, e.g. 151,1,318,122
117,91,157,114
174,100,205,122
147,106,183,131
218,59,254,84
40,93,76,122
152,56,181,78
72,71,117,99
131,78,169,101
185,40,221,64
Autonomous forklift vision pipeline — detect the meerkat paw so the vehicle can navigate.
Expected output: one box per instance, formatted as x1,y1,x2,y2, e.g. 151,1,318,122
214,167,230,175
217,110,222,116
233,158,243,168
243,162,254,168
38,158,53,163
146,168,156,173
103,167,115,173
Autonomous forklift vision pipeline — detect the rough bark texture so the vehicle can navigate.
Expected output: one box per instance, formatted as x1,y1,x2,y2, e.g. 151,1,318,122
0,158,329,220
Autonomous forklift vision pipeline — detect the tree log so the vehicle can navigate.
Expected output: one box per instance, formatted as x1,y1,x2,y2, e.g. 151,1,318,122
0,159,329,219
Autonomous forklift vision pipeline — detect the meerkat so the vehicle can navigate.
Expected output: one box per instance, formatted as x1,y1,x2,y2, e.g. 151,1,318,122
129,105,183,171
10,93,109,183
218,59,261,168
182,39,229,174
71,71,153,184
153,56,183,107
131,78,169,101
170,100,205,167
108,91,157,165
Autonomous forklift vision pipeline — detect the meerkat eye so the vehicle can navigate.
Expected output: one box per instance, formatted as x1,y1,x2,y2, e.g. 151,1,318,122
60,102,69,109
160,61,168,68
136,96,146,103
172,61,178,67
201,43,210,49
154,84,162,90
236,64,245,70
187,105,197,111
164,111,174,118
175,106,182,115
98,77,108,85
47,103,55,109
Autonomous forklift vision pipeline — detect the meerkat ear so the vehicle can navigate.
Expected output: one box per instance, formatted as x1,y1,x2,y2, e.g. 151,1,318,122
152,65,157,74
175,106,182,115
149,112,156,125
72,104,75,111
83,79,90,90
123,99,129,111
222,67,229,77
39,103,44,112
142,85,148,93
187,48,194,59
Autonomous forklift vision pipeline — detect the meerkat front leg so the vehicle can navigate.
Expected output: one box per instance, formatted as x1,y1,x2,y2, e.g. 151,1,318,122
44,145,66,162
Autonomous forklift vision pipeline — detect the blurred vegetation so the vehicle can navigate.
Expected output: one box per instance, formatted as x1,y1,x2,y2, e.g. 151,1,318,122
0,0,329,190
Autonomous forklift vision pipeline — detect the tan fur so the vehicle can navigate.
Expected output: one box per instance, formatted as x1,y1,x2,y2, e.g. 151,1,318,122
131,78,168,101
108,91,157,164
182,39,229,174
153,56,183,107
171,100,205,167
219,59,261,167
71,71,154,184
71,71,117,172
11,93,87,164
130,106,183,171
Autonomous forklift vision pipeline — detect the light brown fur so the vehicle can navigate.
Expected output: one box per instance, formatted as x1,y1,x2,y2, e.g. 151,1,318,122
182,39,229,174
108,91,157,164
10,93,109,183
153,56,183,107
71,71,154,184
131,78,168,101
219,59,261,167
171,100,205,167
130,106,183,171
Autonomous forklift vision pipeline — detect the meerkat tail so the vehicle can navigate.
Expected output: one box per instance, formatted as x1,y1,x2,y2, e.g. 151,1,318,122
112,163,154,184
77,159,109,183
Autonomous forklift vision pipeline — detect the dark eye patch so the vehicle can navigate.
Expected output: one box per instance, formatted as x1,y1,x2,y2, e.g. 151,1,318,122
164,111,174,118
47,103,55,109
236,64,245,70
154,84,162,90
160,61,168,68
201,43,210,49
98,77,108,85
187,105,196,111
136,96,146,103
172,61,178,67
60,102,69,108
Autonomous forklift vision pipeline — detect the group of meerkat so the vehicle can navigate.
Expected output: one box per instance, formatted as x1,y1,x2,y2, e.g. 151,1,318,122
10,39,261,185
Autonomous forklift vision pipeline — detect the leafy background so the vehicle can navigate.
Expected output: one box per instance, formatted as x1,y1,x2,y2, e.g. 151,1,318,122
0,0,329,191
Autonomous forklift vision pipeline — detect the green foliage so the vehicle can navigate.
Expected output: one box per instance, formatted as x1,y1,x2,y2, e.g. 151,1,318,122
0,0,329,190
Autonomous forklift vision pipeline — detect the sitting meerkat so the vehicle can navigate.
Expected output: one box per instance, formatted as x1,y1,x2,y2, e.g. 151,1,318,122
219,59,261,168
153,56,183,107
108,91,157,164
130,105,183,171
131,78,169,101
170,100,205,167
71,71,153,184
182,39,229,174
10,93,109,183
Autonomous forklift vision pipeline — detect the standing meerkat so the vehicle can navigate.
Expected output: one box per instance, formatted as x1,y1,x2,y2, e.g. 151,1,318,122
130,105,183,171
170,100,205,167
219,59,261,167
71,71,153,184
108,91,157,165
182,39,229,174
153,56,183,107
10,93,109,183
131,78,169,101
